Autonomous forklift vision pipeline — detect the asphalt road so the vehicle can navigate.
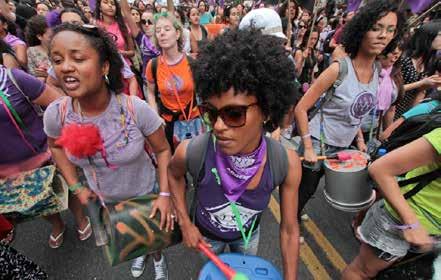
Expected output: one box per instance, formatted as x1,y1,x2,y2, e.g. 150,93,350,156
11,177,437,280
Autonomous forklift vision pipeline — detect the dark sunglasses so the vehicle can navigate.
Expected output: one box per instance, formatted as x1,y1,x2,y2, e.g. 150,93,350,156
140,19,153,25
299,25,306,29
199,102,258,128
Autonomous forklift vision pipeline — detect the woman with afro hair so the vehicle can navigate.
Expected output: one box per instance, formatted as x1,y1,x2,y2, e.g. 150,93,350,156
294,0,405,225
168,29,301,279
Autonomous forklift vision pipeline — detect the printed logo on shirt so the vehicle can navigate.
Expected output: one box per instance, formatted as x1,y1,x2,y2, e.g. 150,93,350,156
350,91,375,120
202,202,260,233
165,74,184,93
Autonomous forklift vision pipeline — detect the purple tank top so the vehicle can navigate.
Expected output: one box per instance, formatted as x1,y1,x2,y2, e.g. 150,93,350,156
195,138,274,241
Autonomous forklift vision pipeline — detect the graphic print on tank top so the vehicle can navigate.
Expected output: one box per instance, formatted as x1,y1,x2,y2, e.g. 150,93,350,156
204,201,260,233
350,91,376,125
195,140,273,240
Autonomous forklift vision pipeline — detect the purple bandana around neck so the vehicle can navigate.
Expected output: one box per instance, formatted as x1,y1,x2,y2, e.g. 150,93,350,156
214,136,267,202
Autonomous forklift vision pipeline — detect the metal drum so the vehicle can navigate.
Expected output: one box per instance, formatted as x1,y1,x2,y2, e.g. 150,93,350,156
323,150,376,212
198,253,282,280
102,194,182,266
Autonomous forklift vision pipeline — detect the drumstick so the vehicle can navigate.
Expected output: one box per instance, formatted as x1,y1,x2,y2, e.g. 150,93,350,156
300,152,352,161
198,242,249,280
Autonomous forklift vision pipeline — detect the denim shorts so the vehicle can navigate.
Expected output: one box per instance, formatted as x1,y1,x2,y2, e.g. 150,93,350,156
200,226,260,262
359,200,414,261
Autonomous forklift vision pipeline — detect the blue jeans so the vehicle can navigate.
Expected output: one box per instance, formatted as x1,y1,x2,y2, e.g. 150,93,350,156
200,226,260,262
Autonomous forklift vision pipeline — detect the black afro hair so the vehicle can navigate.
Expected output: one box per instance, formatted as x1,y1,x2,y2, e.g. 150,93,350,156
191,28,299,127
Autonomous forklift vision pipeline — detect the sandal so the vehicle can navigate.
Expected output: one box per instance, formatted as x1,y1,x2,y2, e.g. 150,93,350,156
49,228,65,249
77,216,92,241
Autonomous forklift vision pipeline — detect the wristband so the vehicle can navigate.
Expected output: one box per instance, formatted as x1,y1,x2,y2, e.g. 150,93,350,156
301,133,311,139
390,222,420,230
68,182,84,193
159,192,171,197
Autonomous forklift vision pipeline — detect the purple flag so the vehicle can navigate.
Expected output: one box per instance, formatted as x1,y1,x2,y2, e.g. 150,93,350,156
406,0,434,13
88,0,96,13
347,0,362,12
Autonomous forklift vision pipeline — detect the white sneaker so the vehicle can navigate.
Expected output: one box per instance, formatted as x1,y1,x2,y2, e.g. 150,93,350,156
153,254,169,280
131,255,146,278
301,214,310,221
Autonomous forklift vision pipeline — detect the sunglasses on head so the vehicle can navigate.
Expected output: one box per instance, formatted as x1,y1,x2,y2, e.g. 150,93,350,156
199,102,258,128
140,18,153,25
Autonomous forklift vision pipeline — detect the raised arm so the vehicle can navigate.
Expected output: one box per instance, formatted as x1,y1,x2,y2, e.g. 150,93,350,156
120,0,141,38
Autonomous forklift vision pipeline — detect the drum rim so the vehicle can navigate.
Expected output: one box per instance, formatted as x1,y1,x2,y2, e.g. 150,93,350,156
323,189,376,212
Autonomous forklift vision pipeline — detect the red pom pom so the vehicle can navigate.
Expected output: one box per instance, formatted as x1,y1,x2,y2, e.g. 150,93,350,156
56,123,104,158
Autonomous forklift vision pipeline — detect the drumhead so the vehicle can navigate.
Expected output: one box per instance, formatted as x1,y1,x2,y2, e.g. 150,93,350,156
324,150,369,173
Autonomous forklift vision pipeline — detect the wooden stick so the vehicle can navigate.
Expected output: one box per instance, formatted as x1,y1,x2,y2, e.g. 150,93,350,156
409,1,441,27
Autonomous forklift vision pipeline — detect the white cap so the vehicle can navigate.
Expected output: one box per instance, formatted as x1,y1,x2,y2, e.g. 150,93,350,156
239,8,287,40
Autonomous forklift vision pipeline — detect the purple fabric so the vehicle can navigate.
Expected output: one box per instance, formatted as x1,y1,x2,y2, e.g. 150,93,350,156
135,33,160,78
45,10,61,28
347,0,362,12
0,66,46,164
215,137,267,202
88,0,96,13
195,138,273,241
406,0,433,13
3,33,25,48
377,66,393,111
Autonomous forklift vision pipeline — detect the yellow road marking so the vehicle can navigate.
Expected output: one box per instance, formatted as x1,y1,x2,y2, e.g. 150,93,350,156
303,219,347,271
269,196,331,280
273,188,347,272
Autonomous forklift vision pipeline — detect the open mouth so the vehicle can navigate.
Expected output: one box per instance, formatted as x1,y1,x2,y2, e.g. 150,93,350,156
62,76,80,91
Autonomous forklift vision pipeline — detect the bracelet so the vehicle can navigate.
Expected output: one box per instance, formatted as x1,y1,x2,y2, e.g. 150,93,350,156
301,133,311,139
391,221,420,230
68,182,84,193
159,192,171,197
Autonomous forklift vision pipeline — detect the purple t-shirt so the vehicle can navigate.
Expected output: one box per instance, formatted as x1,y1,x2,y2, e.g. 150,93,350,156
43,94,163,202
195,138,274,241
3,33,26,48
135,33,160,77
0,66,46,164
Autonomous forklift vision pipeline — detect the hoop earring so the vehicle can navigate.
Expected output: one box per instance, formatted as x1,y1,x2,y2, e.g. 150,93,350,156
104,75,110,84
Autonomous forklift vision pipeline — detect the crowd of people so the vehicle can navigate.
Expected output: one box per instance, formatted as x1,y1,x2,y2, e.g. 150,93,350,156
0,0,440,279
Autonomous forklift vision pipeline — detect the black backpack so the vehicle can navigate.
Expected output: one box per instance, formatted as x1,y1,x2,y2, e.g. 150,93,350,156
377,103,441,155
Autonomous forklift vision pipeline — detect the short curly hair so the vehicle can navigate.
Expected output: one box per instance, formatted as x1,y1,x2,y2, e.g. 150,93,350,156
50,23,124,93
341,0,406,58
191,29,299,126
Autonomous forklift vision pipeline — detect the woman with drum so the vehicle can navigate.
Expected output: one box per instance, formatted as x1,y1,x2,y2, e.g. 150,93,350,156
294,1,405,223
168,29,301,280
343,128,441,279
44,23,172,279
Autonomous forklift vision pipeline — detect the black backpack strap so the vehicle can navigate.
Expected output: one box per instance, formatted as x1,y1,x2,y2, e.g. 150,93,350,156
399,168,441,199
186,132,211,181
265,136,289,187
307,57,348,121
